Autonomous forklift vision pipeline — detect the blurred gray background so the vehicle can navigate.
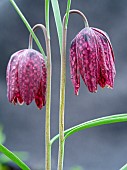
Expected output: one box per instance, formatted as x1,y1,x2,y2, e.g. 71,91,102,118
0,0,127,170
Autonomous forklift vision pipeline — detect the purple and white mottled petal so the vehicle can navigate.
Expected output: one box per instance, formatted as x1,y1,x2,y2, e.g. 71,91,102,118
76,28,98,92
35,59,47,109
92,27,115,61
6,49,47,109
18,49,43,105
41,60,47,105
6,51,23,104
70,38,80,95
94,30,116,88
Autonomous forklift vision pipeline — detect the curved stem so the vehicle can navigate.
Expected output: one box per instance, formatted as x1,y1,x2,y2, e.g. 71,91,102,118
64,9,89,28
10,0,46,58
29,24,52,170
0,144,30,170
58,9,89,170
28,24,47,51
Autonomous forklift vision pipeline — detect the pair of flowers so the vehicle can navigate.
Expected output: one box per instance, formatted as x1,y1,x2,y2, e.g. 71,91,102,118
6,26,116,109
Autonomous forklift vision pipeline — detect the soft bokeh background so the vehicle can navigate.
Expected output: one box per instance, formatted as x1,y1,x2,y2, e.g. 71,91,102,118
0,0,127,169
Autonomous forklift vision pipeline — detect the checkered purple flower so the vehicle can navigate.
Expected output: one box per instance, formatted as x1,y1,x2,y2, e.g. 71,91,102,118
70,27,116,95
6,49,47,109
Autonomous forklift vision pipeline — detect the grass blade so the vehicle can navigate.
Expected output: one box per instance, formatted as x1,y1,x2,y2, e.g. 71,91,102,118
51,0,62,54
0,145,30,170
0,126,6,145
51,113,127,145
45,0,50,37
120,164,127,170
65,0,72,28
0,151,29,163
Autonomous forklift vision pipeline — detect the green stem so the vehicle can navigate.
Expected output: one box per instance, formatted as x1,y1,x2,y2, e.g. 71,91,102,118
69,9,89,27
29,24,52,170
45,36,52,170
45,1,52,169
51,113,127,145
0,144,30,170
9,0,46,59
57,9,89,170
57,17,67,170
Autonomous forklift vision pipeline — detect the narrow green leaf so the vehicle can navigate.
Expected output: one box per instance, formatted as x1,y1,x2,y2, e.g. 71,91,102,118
65,0,72,28
10,0,46,60
0,126,6,145
51,113,127,145
51,0,62,54
0,152,29,163
120,164,127,170
64,114,127,140
45,0,50,37
0,145,30,170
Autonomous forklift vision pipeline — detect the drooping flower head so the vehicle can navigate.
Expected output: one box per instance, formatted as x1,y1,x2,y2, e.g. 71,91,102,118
70,27,116,95
6,49,47,109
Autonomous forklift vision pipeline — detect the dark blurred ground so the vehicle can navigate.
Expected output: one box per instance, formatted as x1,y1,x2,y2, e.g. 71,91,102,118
0,0,127,170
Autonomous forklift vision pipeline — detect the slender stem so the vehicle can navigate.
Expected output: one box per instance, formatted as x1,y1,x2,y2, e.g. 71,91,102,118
0,144,30,170
29,24,52,170
57,18,67,170
45,34,52,170
57,10,91,170
68,9,89,27
28,24,47,50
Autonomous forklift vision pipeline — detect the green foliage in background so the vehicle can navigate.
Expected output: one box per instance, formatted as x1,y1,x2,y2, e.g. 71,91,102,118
0,125,29,169
70,166,84,170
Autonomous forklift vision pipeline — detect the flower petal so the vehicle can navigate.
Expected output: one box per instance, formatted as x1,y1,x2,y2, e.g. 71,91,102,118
94,29,116,88
35,60,47,109
6,51,23,104
92,27,115,61
70,38,80,95
76,28,98,92
18,49,43,105
35,81,45,109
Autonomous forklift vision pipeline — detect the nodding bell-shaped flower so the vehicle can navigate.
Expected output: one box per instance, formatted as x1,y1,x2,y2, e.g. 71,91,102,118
6,49,47,109
70,27,116,95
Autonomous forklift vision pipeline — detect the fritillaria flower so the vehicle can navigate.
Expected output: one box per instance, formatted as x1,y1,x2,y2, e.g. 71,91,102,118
70,27,116,95
6,49,47,109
